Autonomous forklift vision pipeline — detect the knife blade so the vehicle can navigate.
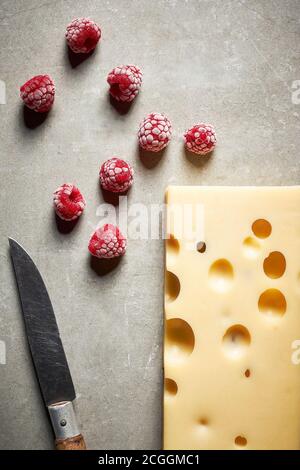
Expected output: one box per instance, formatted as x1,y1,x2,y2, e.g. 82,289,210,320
9,238,86,450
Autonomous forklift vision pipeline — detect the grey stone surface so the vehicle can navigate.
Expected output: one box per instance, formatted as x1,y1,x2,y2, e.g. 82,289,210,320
0,0,299,450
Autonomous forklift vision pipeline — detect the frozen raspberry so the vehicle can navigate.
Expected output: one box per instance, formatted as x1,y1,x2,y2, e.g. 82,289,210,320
100,158,134,193
88,224,127,259
107,65,142,102
184,123,216,155
53,183,86,221
138,113,172,152
20,75,55,113
66,18,101,53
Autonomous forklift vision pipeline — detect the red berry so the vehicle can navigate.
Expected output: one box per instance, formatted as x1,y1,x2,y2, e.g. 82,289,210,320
138,113,172,152
88,224,127,259
20,75,55,113
66,18,101,53
107,65,142,102
53,183,86,221
100,158,134,193
184,123,216,155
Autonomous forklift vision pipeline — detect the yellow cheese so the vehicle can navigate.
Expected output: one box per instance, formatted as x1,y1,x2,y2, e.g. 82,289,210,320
164,186,300,450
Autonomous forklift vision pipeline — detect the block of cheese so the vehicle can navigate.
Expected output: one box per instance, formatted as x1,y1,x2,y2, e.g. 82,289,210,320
164,186,300,450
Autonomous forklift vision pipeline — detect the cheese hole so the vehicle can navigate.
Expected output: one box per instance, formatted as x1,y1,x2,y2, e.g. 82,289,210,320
196,241,206,253
243,237,261,259
165,271,180,303
165,378,178,396
263,251,286,279
244,369,251,378
223,325,251,358
166,234,180,255
198,418,209,426
258,289,286,318
165,318,195,362
235,435,247,447
252,219,272,239
209,259,234,293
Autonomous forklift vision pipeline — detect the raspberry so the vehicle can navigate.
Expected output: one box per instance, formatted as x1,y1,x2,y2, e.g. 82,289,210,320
66,18,101,53
184,123,216,155
107,65,142,102
100,158,134,193
88,224,127,259
53,183,86,221
138,113,172,152
20,75,55,113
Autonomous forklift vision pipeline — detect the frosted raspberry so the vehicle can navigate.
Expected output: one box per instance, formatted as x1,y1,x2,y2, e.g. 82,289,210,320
88,224,127,259
20,75,55,113
184,123,216,155
66,18,101,53
107,65,142,102
53,183,86,221
138,113,172,152
100,158,134,193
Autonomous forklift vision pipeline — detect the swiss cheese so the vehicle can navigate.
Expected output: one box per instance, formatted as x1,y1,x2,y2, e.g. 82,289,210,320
164,186,300,450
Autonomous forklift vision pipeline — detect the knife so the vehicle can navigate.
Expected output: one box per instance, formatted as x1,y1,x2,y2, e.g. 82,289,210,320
9,238,86,450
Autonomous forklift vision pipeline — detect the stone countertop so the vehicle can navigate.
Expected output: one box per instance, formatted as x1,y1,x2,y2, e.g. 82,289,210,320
0,0,299,449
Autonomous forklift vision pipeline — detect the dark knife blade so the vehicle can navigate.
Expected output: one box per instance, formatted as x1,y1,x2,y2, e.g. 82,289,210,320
9,238,76,407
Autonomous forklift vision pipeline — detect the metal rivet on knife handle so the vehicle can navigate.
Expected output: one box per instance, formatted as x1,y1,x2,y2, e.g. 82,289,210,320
48,401,86,450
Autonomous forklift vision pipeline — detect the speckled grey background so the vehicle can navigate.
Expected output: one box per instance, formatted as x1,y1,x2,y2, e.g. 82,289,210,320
0,0,299,450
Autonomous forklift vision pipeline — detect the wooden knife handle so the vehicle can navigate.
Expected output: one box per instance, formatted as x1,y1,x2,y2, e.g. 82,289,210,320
55,434,86,450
